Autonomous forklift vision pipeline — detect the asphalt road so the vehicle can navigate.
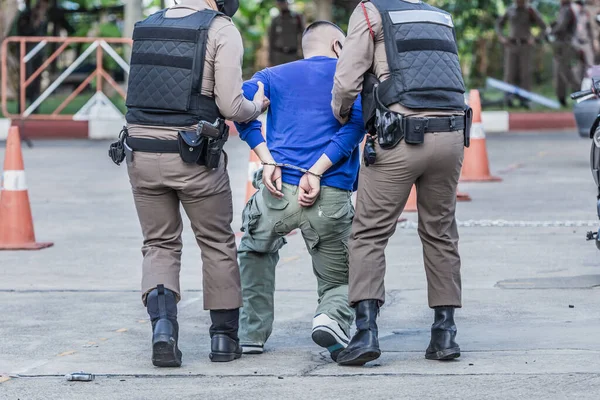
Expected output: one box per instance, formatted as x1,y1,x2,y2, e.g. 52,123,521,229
0,130,599,399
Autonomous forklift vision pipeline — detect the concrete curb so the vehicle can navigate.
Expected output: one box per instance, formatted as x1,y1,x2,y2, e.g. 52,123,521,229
0,118,10,140
482,111,576,133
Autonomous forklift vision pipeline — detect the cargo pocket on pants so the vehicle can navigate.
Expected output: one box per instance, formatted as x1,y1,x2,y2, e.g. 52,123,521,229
241,194,261,235
300,220,320,255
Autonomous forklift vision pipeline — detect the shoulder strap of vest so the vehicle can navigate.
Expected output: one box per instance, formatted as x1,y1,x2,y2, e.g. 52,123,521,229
361,1,375,41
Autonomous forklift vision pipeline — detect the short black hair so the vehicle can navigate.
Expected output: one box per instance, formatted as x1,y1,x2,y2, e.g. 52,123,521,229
303,20,345,37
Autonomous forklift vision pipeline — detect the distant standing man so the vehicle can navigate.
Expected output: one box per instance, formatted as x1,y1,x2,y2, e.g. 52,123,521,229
552,0,581,106
15,0,50,113
496,0,547,107
122,0,267,367
573,0,596,81
269,0,304,66
332,0,468,366
235,21,364,361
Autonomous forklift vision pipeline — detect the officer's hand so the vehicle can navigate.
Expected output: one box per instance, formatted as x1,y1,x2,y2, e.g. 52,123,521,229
527,37,535,46
253,81,269,112
499,37,508,45
262,164,284,198
262,97,271,113
298,173,321,207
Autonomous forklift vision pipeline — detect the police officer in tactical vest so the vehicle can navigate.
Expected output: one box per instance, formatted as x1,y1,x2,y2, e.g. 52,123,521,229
331,0,469,366
117,0,267,367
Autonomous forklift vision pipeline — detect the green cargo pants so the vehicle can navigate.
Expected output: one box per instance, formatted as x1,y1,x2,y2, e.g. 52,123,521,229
238,178,355,346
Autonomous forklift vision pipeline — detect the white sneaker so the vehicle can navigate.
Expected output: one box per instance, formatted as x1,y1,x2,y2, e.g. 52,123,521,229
311,314,350,361
241,343,264,354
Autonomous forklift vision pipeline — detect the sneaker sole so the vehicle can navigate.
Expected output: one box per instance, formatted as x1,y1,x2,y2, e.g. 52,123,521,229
312,326,349,348
242,346,264,355
152,340,182,368
210,351,243,363
425,347,461,361
337,347,381,366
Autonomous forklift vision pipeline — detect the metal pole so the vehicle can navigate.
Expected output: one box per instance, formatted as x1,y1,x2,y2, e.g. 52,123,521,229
123,0,143,79
124,0,143,52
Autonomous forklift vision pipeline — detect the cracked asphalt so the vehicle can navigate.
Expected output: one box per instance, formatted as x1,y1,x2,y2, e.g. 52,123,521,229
1,130,599,399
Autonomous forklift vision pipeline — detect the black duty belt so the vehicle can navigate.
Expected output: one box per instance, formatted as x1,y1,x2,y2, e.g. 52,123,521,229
274,46,297,54
404,115,465,134
509,38,529,45
126,137,179,153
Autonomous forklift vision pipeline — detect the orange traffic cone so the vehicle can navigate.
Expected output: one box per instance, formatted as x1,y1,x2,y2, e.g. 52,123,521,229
460,90,501,182
244,115,268,203
397,185,417,222
404,185,417,212
0,127,53,250
245,150,262,203
456,188,471,202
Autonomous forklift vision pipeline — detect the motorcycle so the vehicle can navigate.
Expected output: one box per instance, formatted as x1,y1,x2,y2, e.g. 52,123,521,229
571,78,600,248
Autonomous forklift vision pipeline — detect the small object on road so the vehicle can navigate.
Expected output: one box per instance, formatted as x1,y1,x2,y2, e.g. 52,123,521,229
469,363,474,366
278,376,284,380
569,305,575,308
65,372,95,382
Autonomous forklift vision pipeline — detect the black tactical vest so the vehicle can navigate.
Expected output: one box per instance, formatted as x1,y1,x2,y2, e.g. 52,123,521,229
370,0,466,111
125,9,222,127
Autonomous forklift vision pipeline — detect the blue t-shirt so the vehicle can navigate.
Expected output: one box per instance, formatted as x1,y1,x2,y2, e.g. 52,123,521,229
235,56,364,192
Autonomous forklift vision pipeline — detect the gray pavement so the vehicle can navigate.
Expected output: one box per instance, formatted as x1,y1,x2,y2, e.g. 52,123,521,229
1,130,599,399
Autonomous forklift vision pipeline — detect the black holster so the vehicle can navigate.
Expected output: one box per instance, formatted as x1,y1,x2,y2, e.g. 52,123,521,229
361,72,380,136
177,119,229,169
108,127,129,166
374,84,406,149
463,106,472,148
205,122,229,169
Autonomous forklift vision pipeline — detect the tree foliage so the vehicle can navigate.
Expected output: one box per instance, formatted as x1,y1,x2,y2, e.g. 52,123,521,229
34,0,565,83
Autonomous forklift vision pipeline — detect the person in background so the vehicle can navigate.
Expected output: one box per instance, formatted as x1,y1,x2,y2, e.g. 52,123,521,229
573,0,597,82
496,0,547,108
551,0,582,107
268,0,304,66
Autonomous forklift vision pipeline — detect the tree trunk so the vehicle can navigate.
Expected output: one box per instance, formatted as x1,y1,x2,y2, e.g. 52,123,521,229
315,0,333,21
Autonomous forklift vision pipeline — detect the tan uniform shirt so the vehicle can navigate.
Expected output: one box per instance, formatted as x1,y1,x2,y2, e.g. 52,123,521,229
552,3,577,41
331,1,458,125
496,5,547,40
128,0,262,139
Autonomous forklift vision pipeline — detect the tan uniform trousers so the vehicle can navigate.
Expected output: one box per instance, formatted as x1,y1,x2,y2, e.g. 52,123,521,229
127,149,242,310
554,40,581,100
574,41,595,82
504,43,534,91
348,131,464,309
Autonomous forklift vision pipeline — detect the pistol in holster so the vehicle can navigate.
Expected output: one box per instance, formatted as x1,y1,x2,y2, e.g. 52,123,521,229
178,119,229,169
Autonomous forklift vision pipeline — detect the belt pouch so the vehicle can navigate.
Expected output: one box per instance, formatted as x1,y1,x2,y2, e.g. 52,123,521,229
404,118,425,145
178,130,205,164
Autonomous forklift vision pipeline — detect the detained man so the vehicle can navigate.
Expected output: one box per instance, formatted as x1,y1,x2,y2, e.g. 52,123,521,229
234,21,365,361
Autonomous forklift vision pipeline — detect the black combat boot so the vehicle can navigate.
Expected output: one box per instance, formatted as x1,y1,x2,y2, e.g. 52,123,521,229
336,300,381,366
425,307,461,361
146,285,182,367
209,309,242,362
